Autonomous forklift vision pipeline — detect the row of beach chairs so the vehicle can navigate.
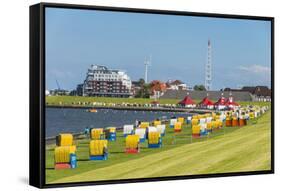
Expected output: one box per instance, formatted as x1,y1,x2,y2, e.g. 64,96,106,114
53,105,269,169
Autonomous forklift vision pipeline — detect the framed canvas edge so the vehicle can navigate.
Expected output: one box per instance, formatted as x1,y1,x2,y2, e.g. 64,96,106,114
30,3,45,188
29,2,275,189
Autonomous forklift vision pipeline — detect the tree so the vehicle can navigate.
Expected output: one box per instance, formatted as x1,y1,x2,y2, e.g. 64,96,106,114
139,78,145,87
150,80,166,93
193,84,206,91
135,84,151,98
135,78,151,98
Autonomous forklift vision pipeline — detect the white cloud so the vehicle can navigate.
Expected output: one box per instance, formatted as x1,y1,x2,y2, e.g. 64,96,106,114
238,64,271,74
235,64,271,87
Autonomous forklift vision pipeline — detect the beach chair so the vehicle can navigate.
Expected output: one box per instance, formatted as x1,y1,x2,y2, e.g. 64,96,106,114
123,124,134,137
174,122,182,132
54,146,77,169
125,135,140,153
206,122,212,133
239,116,247,126
89,140,108,160
206,117,212,123
192,115,199,119
225,117,232,127
199,118,206,124
170,118,177,128
134,128,146,142
191,118,199,127
56,133,74,146
232,117,239,126
192,125,200,138
217,120,223,128
90,128,104,140
148,132,162,148
156,124,166,136
212,120,219,130
197,115,204,119
200,123,207,136
220,114,225,122
177,117,185,124
140,122,149,129
148,126,157,133
153,120,161,126
147,126,157,139
105,127,116,141
249,112,255,119
186,116,192,124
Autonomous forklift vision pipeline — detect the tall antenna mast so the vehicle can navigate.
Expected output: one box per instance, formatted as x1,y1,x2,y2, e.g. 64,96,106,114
55,79,61,90
144,55,151,83
205,39,212,90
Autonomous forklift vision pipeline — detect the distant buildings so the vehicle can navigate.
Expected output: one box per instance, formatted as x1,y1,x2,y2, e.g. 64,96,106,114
131,81,142,96
160,90,253,102
78,65,132,97
149,80,167,99
48,89,70,96
160,85,271,102
166,80,190,90
59,65,271,102
150,80,167,93
224,86,271,102
131,79,191,98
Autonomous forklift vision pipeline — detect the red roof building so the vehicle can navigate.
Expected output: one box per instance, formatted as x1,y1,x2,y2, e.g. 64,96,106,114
178,96,195,106
225,97,239,106
198,97,214,106
214,96,226,106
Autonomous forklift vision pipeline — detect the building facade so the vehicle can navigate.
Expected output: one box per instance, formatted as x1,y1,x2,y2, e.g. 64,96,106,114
166,80,189,90
160,89,253,102
80,65,132,97
224,86,271,102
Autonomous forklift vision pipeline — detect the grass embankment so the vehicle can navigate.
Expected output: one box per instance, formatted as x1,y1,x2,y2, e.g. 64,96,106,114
46,96,180,105
46,110,271,184
46,95,271,107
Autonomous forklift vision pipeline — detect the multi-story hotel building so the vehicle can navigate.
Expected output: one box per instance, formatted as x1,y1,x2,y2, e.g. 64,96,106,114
80,65,132,97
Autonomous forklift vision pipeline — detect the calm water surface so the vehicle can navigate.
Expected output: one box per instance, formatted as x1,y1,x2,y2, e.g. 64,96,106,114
46,107,191,138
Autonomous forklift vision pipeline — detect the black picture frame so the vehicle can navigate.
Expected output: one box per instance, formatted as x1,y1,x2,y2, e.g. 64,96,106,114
29,2,275,189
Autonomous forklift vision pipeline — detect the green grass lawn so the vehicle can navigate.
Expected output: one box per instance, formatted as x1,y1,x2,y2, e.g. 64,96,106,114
46,109,271,184
46,95,180,105
46,95,271,107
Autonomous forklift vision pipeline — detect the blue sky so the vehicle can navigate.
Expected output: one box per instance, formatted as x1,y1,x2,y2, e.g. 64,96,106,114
45,8,271,90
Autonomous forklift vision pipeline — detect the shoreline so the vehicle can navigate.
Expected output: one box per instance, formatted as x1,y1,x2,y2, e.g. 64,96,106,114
46,117,169,144
46,104,213,113
45,105,214,144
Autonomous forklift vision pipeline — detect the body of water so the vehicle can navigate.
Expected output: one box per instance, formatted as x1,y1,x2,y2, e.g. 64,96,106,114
46,107,191,138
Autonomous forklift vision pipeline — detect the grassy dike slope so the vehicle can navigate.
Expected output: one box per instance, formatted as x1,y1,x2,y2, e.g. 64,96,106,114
46,96,271,106
51,111,271,184
46,96,181,105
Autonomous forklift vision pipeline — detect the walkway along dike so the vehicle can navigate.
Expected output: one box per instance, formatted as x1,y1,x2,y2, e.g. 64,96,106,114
46,105,211,114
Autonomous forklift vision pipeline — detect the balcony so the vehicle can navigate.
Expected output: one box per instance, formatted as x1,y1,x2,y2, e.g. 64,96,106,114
84,86,93,90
